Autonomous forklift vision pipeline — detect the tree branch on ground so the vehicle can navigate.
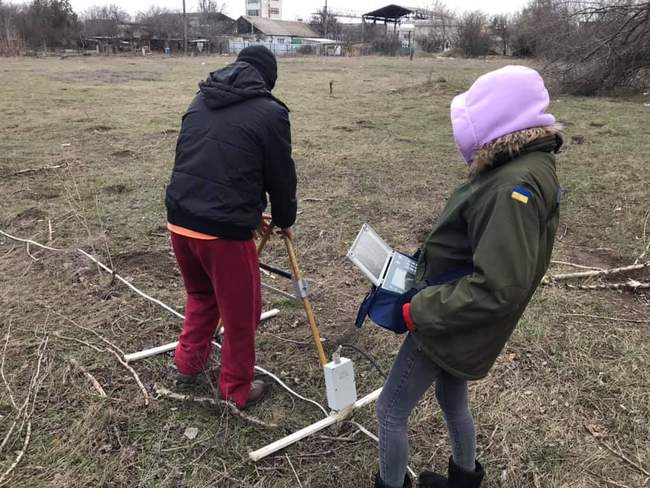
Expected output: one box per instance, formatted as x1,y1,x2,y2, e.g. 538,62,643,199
153,384,279,429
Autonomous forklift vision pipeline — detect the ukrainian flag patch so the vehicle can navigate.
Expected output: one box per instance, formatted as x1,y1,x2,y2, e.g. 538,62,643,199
511,185,531,204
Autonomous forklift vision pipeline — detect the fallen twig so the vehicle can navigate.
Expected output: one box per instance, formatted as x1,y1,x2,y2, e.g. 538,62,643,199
109,349,149,407
585,424,650,477
565,280,649,291
635,210,650,265
543,262,649,283
1,323,17,410
0,420,18,454
0,420,31,486
0,335,48,475
25,243,40,262
551,260,604,271
286,454,303,488
46,307,125,356
52,332,104,353
153,384,278,429
68,358,107,398
0,230,62,252
12,163,66,176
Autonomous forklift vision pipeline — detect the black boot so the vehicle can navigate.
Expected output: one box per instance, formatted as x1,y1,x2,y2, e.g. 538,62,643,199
448,457,484,488
417,469,447,488
374,472,412,488
418,458,485,488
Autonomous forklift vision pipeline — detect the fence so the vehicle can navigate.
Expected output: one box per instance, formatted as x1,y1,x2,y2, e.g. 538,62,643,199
228,40,334,57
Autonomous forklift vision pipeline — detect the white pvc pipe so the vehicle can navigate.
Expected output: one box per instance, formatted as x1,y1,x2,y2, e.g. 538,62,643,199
249,387,383,462
124,309,280,363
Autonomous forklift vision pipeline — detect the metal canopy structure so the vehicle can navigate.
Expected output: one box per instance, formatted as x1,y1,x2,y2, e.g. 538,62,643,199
363,4,414,25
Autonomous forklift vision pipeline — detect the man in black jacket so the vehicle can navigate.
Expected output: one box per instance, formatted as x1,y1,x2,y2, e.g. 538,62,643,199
165,46,296,409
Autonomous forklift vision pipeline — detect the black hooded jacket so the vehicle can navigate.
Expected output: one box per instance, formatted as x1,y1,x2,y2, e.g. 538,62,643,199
165,61,297,240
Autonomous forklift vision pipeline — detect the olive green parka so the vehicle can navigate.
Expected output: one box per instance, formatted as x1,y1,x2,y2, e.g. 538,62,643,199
409,138,561,380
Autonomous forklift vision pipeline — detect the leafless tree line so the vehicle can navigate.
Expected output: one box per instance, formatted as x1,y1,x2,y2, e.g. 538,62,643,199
0,0,647,93
0,0,228,53
0,0,78,54
540,1,650,94
417,0,649,93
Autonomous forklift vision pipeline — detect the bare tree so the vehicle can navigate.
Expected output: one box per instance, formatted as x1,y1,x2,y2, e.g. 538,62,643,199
0,1,24,55
81,4,129,38
196,0,233,38
310,8,339,39
548,0,650,94
196,0,224,15
136,7,183,41
510,0,574,58
456,11,490,57
416,0,456,53
20,0,79,50
490,14,510,55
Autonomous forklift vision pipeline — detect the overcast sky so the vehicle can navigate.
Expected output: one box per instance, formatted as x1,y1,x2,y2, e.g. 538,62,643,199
67,0,529,19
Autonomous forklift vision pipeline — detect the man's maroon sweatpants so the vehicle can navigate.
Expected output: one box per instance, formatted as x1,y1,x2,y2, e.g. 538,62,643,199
170,233,261,408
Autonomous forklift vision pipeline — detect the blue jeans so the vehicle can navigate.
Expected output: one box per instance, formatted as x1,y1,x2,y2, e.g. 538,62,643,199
376,334,476,487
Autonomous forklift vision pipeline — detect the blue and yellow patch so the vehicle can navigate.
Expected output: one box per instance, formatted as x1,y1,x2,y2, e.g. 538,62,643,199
511,185,531,204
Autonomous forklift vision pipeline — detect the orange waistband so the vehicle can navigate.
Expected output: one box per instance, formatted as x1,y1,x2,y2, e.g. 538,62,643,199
167,223,218,240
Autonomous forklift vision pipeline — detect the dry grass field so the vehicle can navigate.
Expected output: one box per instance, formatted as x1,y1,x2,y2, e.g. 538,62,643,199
0,54,649,488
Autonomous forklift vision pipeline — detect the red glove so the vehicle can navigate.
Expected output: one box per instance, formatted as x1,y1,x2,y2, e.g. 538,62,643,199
402,303,416,332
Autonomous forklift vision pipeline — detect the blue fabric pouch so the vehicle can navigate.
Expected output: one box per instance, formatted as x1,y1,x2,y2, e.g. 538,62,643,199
355,262,474,334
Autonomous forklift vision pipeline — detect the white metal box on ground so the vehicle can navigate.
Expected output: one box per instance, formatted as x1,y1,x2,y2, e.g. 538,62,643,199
324,357,358,412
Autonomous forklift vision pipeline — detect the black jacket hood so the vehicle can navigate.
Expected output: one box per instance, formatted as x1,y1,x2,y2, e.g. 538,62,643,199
198,61,288,111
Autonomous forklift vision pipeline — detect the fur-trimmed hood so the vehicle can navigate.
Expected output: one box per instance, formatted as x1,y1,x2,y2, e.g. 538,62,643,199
469,124,564,177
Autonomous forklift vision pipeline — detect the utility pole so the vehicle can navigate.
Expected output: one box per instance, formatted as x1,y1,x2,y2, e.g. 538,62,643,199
182,0,188,55
324,0,328,38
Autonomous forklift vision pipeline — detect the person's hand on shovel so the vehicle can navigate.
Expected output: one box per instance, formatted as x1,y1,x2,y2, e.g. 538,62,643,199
277,227,293,240
255,213,273,239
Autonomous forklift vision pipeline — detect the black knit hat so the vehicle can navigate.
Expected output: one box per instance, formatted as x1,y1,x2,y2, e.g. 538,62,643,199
237,45,278,90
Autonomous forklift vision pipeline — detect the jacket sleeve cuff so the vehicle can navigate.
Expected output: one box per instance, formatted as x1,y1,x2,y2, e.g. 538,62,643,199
402,303,416,332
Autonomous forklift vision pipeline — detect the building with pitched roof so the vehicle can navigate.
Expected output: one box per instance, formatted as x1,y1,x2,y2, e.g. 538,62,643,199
231,17,339,56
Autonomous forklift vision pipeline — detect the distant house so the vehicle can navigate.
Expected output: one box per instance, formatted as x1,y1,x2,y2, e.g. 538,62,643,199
82,13,236,54
188,12,237,38
232,16,339,55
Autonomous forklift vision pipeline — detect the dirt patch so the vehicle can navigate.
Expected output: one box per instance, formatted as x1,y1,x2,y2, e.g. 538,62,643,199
27,188,61,200
89,125,113,132
11,207,47,227
355,119,376,129
390,78,455,96
111,150,135,159
103,184,131,195
112,249,177,282
571,135,585,145
559,233,627,270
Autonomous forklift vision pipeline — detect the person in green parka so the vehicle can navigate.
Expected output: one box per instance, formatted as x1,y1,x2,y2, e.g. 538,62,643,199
373,66,563,488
